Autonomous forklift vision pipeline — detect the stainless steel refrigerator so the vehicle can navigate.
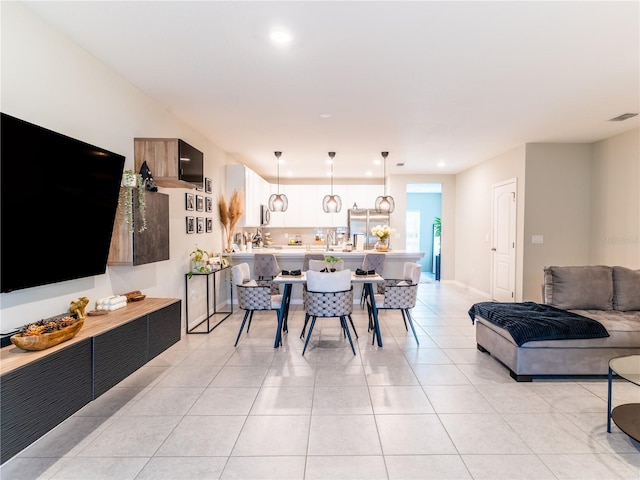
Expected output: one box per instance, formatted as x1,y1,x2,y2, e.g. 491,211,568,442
348,209,391,250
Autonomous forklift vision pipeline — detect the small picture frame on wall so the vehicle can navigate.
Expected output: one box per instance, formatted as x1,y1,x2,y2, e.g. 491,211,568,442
186,216,195,234
205,177,212,194
197,217,205,234
206,218,213,233
196,195,204,212
205,197,213,213
185,193,195,211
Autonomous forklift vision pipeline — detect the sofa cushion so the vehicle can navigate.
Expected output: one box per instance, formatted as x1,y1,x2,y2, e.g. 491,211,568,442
612,266,640,311
544,265,613,310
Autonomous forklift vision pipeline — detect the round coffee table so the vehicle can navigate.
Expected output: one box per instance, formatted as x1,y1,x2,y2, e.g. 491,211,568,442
607,355,640,440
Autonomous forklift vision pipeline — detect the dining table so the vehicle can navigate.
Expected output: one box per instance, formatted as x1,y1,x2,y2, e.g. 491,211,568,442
272,271,385,349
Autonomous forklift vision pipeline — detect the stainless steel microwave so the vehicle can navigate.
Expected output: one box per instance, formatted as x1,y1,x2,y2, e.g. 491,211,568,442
260,205,270,226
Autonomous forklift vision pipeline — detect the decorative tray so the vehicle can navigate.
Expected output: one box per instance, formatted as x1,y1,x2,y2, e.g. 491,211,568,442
10,317,84,351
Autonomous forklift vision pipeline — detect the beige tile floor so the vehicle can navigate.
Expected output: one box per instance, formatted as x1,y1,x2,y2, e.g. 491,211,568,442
2,282,639,479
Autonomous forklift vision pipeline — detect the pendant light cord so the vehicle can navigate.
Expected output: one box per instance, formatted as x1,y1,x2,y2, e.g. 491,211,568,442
382,151,388,196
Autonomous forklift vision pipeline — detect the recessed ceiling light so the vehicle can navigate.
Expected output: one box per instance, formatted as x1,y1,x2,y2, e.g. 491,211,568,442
319,113,332,118
437,161,446,167
270,30,292,45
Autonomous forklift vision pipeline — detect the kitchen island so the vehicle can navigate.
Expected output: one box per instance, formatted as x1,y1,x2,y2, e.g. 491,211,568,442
227,248,424,304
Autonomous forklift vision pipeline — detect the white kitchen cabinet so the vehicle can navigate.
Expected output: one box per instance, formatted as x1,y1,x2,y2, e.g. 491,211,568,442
226,165,269,227
237,173,387,228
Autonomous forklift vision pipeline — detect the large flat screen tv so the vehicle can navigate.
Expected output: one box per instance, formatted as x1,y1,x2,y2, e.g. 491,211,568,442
1,113,126,293
178,139,204,189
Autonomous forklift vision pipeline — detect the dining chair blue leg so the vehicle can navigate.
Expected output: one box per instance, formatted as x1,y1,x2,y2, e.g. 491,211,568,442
400,309,408,330
247,311,254,332
360,286,368,308
367,284,383,347
348,314,358,338
341,316,356,355
274,306,284,348
300,313,310,339
405,308,420,345
282,283,292,333
235,310,251,346
302,316,318,355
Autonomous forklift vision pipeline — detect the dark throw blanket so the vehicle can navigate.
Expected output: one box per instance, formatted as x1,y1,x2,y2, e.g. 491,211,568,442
468,302,609,346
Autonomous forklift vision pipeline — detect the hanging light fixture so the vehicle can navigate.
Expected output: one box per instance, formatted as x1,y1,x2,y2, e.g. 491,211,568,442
268,151,288,212
375,151,395,213
322,151,342,213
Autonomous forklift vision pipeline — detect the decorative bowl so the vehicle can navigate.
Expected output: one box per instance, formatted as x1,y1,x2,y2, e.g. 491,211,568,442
10,319,84,351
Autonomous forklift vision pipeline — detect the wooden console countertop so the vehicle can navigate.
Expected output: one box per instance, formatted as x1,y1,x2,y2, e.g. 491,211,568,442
0,298,180,376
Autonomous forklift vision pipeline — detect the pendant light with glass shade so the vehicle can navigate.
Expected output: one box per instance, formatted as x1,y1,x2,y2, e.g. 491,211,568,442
322,151,342,213
375,151,395,213
268,151,288,212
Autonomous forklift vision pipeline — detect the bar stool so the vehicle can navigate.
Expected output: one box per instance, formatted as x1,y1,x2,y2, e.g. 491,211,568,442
302,253,325,271
308,259,345,272
253,253,281,294
360,252,386,305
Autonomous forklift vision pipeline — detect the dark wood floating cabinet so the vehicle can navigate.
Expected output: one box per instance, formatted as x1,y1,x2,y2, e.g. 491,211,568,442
108,190,170,266
0,298,181,464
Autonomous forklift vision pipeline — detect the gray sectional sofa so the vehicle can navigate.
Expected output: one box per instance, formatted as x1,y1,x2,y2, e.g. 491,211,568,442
474,265,640,381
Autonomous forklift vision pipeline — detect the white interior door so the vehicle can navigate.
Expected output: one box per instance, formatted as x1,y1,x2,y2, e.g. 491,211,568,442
491,179,517,301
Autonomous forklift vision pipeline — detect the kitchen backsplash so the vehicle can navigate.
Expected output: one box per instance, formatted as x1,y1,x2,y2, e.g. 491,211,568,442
240,227,348,246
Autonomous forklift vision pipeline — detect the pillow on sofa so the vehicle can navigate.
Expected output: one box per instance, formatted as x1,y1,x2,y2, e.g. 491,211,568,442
613,266,640,311
543,265,613,310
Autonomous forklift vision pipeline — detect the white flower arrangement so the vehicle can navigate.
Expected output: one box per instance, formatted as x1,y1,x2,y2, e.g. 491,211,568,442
371,224,396,240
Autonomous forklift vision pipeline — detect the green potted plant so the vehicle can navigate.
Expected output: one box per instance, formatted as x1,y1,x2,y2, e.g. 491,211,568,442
188,246,210,278
325,255,342,272
119,170,147,234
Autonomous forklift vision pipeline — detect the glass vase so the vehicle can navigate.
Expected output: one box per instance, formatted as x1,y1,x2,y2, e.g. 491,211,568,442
376,237,389,251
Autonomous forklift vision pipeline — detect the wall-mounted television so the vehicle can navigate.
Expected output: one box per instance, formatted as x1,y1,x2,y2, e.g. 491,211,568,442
178,139,203,189
1,113,126,293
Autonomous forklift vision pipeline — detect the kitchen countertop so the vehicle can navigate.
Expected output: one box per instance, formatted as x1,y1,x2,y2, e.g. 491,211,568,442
230,248,423,258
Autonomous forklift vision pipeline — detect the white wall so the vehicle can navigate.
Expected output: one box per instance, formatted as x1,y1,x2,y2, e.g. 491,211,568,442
454,146,526,298
0,3,231,332
522,143,592,300
452,133,638,301
590,129,640,267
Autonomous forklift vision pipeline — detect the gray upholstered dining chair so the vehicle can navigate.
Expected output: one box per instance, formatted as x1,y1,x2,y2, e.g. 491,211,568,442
232,262,283,346
301,269,356,355
368,262,422,345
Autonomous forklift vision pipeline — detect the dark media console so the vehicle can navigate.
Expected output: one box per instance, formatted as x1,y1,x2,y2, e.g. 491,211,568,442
0,298,181,464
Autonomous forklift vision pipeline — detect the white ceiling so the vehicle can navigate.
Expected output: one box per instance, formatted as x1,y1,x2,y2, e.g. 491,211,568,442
23,1,639,181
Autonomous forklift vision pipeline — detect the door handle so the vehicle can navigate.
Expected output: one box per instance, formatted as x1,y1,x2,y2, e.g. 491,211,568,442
491,248,497,251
